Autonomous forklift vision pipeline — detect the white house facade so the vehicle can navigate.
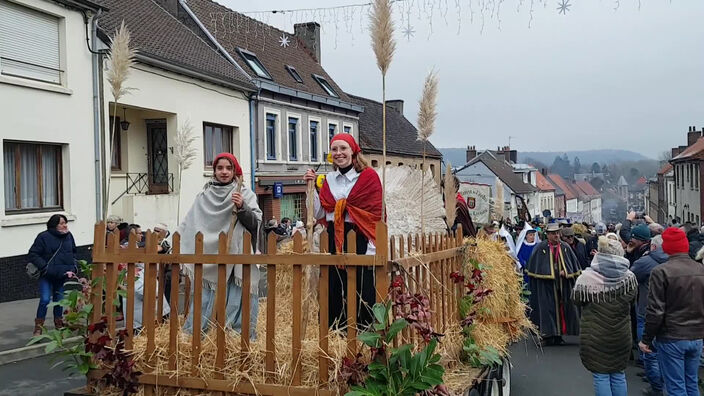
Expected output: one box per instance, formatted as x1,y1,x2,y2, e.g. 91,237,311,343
0,0,103,301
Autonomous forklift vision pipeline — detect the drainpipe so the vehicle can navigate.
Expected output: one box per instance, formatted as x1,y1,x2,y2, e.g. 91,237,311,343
248,91,259,191
90,10,104,221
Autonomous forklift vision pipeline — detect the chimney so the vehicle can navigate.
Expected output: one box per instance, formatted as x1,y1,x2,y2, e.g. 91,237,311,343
510,150,518,164
386,100,404,115
687,127,701,147
294,22,321,63
466,145,477,163
541,168,547,176
672,147,681,158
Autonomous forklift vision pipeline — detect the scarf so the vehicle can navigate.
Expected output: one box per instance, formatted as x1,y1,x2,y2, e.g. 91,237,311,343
178,180,262,293
573,253,636,303
319,167,383,253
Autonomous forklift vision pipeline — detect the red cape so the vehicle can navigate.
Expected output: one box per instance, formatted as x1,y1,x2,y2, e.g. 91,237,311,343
319,167,383,253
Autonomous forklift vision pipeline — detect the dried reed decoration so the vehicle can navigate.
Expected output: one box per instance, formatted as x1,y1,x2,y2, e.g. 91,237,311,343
370,0,396,219
104,21,135,220
417,70,438,244
444,163,457,228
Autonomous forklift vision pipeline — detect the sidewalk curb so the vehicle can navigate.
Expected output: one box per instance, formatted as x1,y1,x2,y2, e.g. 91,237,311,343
0,336,82,366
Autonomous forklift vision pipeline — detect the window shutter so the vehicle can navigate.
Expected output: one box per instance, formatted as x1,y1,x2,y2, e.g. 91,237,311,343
0,1,60,84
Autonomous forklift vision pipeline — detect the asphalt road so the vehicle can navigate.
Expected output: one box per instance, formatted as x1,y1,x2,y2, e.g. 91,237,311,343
0,355,84,396
510,335,651,396
0,336,669,396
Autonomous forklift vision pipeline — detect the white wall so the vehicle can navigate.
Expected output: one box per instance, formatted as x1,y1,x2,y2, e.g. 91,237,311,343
105,64,251,230
674,162,701,223
0,0,97,256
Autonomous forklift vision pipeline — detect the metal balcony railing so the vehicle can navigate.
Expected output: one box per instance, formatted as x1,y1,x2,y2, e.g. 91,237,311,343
111,173,174,206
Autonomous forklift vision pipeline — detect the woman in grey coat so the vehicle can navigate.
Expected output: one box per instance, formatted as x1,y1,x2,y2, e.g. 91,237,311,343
573,236,637,396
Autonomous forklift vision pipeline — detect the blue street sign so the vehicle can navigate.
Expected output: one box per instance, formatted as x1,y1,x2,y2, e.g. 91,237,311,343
273,182,283,198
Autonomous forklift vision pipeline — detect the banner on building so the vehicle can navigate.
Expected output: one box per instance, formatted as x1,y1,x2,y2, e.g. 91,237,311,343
459,182,491,224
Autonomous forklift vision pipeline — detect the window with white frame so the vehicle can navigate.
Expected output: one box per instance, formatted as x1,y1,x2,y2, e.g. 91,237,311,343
0,1,61,84
309,120,319,162
343,124,352,134
203,123,234,168
266,113,277,160
4,141,62,213
328,122,337,147
288,116,299,161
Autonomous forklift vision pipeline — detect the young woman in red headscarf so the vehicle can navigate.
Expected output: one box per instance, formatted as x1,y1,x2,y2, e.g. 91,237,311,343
303,134,383,329
178,153,262,337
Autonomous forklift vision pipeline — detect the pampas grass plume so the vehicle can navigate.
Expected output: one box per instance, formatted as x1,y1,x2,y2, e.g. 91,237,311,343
370,0,395,75
174,120,198,171
417,70,438,142
106,21,136,102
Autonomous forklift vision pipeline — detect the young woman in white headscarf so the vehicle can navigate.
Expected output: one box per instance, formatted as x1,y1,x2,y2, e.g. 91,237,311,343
515,223,540,285
179,153,262,336
573,236,637,396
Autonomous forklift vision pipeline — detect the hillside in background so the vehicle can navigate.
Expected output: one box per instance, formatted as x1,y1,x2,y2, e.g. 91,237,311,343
439,148,651,167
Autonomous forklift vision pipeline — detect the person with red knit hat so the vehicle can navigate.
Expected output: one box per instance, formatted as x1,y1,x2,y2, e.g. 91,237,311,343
640,227,704,396
303,133,382,329
179,152,262,336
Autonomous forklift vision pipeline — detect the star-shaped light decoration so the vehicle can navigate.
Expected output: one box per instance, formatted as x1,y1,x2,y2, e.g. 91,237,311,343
402,24,415,41
279,34,290,48
557,0,571,15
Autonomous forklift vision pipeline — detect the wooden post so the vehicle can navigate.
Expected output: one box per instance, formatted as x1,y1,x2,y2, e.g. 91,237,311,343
105,231,119,336
168,232,181,371
292,233,303,386
241,232,252,363
318,231,330,385
214,233,228,380
91,223,106,324
144,232,158,369
375,222,389,303
191,232,204,377
346,230,358,357
265,232,277,381
125,232,138,350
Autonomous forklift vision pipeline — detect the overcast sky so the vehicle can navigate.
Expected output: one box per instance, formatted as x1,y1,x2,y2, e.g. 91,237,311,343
220,0,704,159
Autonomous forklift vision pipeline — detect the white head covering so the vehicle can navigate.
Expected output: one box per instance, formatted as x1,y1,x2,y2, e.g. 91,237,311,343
498,225,518,261
516,222,541,255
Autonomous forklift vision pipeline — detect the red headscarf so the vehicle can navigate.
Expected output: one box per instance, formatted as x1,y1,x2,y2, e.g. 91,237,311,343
213,152,243,177
330,133,361,154
319,167,383,253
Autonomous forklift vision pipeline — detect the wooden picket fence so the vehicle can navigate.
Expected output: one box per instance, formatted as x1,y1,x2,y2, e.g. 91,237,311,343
86,222,465,395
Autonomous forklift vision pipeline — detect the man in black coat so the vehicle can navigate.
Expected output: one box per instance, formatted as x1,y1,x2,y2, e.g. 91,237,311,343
526,223,582,346
561,227,590,269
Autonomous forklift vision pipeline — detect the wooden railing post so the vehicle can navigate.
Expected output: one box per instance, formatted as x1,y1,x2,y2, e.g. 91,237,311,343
168,232,180,371
346,230,358,358
375,222,389,303
265,232,277,382
318,231,330,386
292,233,303,386
191,232,204,377
214,233,228,380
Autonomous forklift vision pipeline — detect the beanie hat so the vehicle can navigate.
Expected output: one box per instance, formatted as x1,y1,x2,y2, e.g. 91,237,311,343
662,227,690,255
212,152,243,177
595,222,607,235
631,224,651,242
598,235,624,256
330,133,361,154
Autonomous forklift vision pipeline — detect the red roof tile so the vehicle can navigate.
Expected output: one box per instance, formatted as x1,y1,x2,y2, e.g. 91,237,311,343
575,180,599,196
547,174,578,200
673,137,704,161
535,172,555,191
657,163,673,175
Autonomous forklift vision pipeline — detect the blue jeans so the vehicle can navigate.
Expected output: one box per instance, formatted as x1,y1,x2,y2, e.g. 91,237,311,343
36,277,64,320
592,372,627,396
656,338,703,396
638,315,664,391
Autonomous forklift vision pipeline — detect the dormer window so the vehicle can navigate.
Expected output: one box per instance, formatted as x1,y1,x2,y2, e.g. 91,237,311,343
312,74,339,98
285,65,303,83
236,48,272,79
